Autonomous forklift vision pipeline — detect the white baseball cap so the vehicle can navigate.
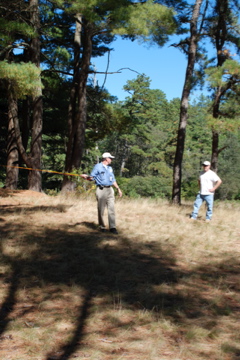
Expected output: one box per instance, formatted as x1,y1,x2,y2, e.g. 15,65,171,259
102,152,115,159
202,161,211,166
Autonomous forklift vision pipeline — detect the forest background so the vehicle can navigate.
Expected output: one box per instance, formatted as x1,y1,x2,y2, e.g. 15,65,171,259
0,0,240,202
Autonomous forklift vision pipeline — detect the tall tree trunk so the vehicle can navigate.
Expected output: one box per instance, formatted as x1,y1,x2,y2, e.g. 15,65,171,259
62,19,93,192
11,93,32,169
211,129,219,172
62,14,82,191
211,87,222,172
120,140,129,177
28,0,42,192
5,87,19,189
210,0,228,173
172,0,203,204
21,97,30,154
73,23,93,165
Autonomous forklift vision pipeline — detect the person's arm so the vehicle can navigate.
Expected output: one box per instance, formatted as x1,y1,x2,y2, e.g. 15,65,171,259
113,181,122,197
209,178,222,193
80,174,93,181
80,164,99,181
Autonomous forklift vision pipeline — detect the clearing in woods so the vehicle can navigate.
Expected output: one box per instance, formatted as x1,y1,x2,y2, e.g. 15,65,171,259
0,189,240,360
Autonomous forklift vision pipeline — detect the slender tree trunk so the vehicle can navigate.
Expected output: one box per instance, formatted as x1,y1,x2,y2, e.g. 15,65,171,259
8,0,42,191
28,0,42,192
172,0,203,204
120,140,129,177
73,22,93,165
62,19,93,192
210,0,228,173
211,87,222,172
62,14,82,191
11,95,32,169
5,87,19,189
21,97,30,154
211,129,219,172
29,94,43,191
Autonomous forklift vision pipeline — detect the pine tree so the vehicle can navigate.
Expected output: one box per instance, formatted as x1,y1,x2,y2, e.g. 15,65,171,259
172,0,204,204
203,0,240,172
58,0,177,191
0,0,43,191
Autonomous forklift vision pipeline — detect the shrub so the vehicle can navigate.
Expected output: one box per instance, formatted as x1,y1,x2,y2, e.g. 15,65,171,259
117,176,172,199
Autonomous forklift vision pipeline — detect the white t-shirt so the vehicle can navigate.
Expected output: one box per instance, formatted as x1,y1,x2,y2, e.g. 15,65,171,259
199,169,221,195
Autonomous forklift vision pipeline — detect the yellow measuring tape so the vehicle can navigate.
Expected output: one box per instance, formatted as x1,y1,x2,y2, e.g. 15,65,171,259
2,164,82,177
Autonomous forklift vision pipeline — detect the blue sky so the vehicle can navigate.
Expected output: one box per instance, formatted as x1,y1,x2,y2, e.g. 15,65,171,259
92,35,198,102
92,34,240,102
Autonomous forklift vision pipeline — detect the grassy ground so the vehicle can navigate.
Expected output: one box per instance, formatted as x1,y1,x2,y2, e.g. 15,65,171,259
0,189,240,360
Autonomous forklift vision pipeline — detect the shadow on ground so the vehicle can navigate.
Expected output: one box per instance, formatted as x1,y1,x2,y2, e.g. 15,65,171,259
0,203,240,360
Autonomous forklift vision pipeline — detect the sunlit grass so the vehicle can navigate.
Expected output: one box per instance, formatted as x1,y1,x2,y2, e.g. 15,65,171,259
0,191,240,359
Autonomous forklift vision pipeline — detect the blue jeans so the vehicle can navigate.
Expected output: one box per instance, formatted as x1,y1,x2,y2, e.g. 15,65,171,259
191,193,214,220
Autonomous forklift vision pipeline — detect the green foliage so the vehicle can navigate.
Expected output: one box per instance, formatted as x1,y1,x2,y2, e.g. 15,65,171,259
42,73,69,134
67,167,96,195
184,96,212,164
0,61,42,99
86,86,118,147
204,60,240,134
0,19,36,46
99,74,178,178
98,90,240,201
181,178,199,200
50,47,72,69
42,134,66,191
0,0,239,202
56,0,176,45
110,1,176,45
206,113,240,134
218,131,240,200
205,59,240,88
117,175,172,199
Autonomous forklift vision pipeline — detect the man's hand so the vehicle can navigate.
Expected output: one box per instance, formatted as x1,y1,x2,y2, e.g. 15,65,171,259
209,179,222,192
80,174,93,180
118,188,123,197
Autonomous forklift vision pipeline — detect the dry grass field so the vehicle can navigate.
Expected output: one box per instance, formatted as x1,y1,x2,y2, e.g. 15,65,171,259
0,189,240,360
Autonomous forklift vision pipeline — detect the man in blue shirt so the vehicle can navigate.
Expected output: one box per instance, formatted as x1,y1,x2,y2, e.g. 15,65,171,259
81,152,122,234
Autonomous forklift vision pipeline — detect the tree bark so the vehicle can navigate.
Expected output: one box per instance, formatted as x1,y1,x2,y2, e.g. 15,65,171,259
120,140,130,177
210,0,228,173
211,129,219,172
10,90,32,168
62,14,82,191
21,97,30,155
5,87,19,189
28,0,43,192
73,21,93,165
62,18,93,192
172,0,203,204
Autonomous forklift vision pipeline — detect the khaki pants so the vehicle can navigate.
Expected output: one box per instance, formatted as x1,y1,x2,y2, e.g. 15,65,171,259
96,187,116,229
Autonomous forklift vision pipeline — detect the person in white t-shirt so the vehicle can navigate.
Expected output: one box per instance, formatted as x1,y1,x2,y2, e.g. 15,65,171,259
190,161,222,221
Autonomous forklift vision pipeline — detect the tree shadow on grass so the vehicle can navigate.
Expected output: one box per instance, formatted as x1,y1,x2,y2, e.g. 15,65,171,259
0,204,71,215
0,211,240,360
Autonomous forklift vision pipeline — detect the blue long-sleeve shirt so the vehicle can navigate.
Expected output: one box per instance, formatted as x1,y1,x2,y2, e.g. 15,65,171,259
90,162,116,186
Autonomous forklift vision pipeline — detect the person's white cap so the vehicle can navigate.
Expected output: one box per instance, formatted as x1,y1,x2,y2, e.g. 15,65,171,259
202,161,211,166
102,152,115,159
